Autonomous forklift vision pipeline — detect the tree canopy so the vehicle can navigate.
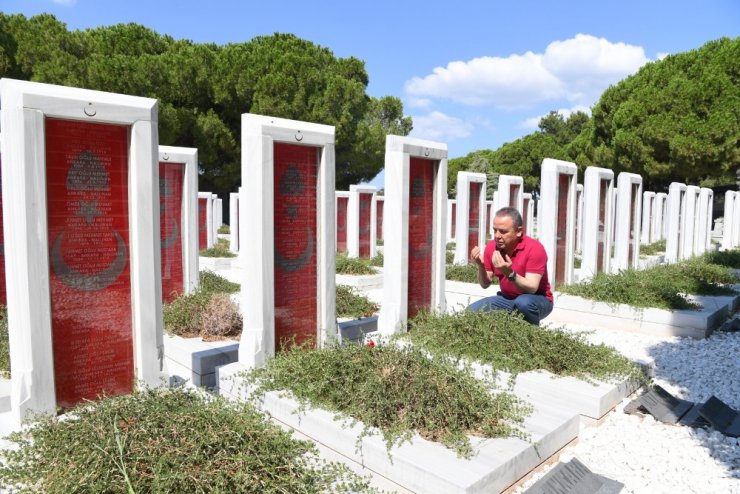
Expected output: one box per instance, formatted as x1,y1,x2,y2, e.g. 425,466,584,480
0,13,412,196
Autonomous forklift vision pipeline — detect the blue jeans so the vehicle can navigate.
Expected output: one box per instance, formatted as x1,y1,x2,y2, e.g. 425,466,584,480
466,292,553,325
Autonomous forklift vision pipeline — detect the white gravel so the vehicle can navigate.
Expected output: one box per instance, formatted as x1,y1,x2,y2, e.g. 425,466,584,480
513,322,740,494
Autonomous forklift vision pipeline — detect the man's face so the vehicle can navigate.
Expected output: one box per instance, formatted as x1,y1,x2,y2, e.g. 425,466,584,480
492,214,522,254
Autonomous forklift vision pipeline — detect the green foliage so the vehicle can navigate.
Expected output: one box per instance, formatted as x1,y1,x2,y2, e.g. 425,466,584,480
247,344,528,458
163,271,240,336
199,237,236,257
0,387,374,493
560,257,738,310
640,239,667,256
446,250,455,264
217,224,230,234
703,248,740,268
199,270,240,293
405,310,644,383
446,263,480,283
336,285,379,319
0,305,8,378
336,253,377,275
369,251,384,267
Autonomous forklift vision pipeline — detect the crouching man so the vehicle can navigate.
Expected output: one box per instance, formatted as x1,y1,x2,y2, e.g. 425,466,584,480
467,207,553,325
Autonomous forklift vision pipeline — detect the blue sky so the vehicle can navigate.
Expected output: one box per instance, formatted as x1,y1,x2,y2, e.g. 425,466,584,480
3,0,738,187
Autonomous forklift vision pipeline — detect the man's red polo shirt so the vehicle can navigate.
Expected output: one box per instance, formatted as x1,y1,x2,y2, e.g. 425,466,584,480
482,235,553,302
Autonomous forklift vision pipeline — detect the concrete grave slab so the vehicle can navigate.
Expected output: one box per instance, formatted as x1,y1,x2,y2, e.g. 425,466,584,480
163,333,238,388
698,396,740,437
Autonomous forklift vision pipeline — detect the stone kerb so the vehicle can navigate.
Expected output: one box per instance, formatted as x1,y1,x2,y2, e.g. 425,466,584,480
198,191,214,249
721,190,738,250
347,184,377,259
229,192,239,253
0,78,162,426
665,182,687,263
580,167,614,281
641,191,655,245
539,158,577,288
378,135,447,335
454,172,487,265
231,114,336,368
651,192,668,242
696,187,714,255
613,173,643,272
159,146,199,296
681,185,701,261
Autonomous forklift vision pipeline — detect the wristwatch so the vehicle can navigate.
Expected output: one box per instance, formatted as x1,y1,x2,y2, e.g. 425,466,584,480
507,271,517,282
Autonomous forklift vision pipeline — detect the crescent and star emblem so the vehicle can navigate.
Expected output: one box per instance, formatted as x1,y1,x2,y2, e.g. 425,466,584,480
161,218,180,249
409,231,433,260
51,231,128,291
274,164,313,272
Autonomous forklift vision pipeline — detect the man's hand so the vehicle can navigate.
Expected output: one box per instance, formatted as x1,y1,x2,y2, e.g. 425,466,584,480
492,250,513,277
470,245,484,265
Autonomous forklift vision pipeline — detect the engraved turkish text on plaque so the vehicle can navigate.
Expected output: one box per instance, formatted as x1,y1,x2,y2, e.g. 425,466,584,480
467,181,481,262
198,197,208,249
408,158,434,319
273,143,318,350
159,162,184,303
336,196,348,253
45,118,133,408
358,192,372,258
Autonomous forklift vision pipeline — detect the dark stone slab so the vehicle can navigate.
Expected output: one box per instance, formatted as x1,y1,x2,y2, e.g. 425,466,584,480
525,458,623,494
191,343,239,386
699,396,740,438
338,316,378,343
678,403,711,428
717,317,740,333
635,385,693,424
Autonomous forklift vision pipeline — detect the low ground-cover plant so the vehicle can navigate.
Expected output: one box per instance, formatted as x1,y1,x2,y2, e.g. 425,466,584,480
336,253,377,275
405,310,644,384
0,387,374,493
640,239,666,256
703,248,740,269
0,305,8,378
246,343,528,458
369,251,383,267
560,257,738,310
218,224,230,234
200,237,236,258
446,250,454,264
446,263,480,283
200,269,240,293
336,285,379,319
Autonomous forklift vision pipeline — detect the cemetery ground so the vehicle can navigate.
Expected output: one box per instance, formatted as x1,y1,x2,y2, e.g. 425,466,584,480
1,251,739,492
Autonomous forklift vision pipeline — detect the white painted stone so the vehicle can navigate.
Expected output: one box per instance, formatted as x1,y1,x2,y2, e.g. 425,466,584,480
539,158,577,288
347,184,377,259
454,172,487,265
198,192,215,249
229,192,239,253
613,173,643,272
641,191,655,244
721,190,738,250
696,187,714,255
0,78,162,426
159,145,199,294
580,167,614,281
651,192,668,242
236,114,336,368
378,135,447,334
665,182,687,264
336,271,384,290
681,185,700,260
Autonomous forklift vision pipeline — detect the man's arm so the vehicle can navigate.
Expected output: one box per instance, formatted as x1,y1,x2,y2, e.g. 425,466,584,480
470,245,494,289
494,250,542,294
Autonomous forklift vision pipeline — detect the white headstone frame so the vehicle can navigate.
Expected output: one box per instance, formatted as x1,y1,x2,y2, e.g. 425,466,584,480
539,158,578,288
721,190,738,251
611,187,619,244
522,193,535,237
581,167,614,280
640,191,656,245
159,146,199,295
446,198,456,242
497,175,524,213
575,184,584,254
335,190,350,253
347,184,377,259
0,78,162,425
485,199,493,237
229,192,239,253
696,187,714,255
613,173,643,272
378,135,447,335
454,172,487,265
680,185,700,260
198,192,214,249
210,195,220,242
651,192,668,242
665,182,687,263
375,195,385,242
237,114,335,368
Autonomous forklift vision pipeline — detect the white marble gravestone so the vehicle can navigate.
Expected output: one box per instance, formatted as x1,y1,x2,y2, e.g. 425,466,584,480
0,78,162,426
640,191,655,245
375,195,385,242
539,158,577,288
575,184,584,254
233,114,335,368
335,190,350,253
485,199,493,236
213,196,223,239
665,182,687,263
696,187,714,255
580,167,614,280
651,192,668,242
680,185,700,261
446,198,456,242
158,146,199,297
453,172,487,265
347,184,377,259
197,192,214,250
497,175,524,213
522,193,535,237
721,190,739,251
378,136,447,334
613,173,643,272
229,192,239,253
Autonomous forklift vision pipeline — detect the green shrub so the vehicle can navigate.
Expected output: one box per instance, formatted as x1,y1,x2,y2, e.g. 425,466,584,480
163,290,212,337
446,263,480,283
446,242,455,251
446,250,454,264
376,238,384,246
247,344,528,458
199,293,242,340
405,310,644,383
335,253,376,275
0,305,8,378
218,224,230,234
200,270,240,294
369,251,384,267
200,237,236,258
0,387,374,493
703,248,740,269
336,285,379,319
640,239,666,256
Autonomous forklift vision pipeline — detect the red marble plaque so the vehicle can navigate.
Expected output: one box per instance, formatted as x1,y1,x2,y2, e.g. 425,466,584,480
555,173,571,287
159,162,185,303
358,192,372,258
451,202,457,238
467,182,481,262
376,199,384,241
273,143,317,350
336,196,348,253
522,200,529,235
0,155,5,306
198,197,208,249
45,118,133,409
598,179,609,271
509,184,520,207
407,157,434,319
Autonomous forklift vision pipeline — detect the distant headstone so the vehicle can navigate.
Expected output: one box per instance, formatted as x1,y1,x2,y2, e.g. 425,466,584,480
626,385,693,424
698,396,740,438
525,458,624,494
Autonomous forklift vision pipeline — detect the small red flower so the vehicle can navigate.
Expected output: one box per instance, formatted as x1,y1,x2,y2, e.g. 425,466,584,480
367,340,375,348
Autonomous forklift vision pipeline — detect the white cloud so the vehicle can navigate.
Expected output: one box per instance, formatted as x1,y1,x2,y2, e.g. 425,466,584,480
405,97,433,109
657,52,670,60
409,111,473,142
519,105,592,130
405,34,650,109
50,0,77,5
